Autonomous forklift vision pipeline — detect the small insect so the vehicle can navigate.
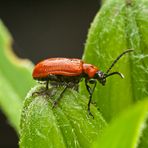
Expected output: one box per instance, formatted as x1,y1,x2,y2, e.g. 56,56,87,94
32,49,133,117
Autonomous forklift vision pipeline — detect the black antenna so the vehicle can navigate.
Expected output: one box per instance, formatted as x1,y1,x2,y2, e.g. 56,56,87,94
106,49,134,74
105,71,124,78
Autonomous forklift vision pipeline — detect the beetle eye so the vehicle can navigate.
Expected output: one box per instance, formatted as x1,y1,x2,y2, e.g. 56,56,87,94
97,71,104,79
95,71,106,85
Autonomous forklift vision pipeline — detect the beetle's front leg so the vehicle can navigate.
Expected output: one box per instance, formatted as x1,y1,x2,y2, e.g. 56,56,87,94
85,78,97,118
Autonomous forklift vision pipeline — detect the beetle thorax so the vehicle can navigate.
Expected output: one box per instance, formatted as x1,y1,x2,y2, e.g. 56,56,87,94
83,63,99,78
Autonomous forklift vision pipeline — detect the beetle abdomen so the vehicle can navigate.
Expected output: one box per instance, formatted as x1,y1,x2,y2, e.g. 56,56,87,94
33,58,83,79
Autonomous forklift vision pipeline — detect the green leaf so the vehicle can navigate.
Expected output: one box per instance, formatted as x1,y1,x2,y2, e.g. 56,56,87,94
0,20,36,132
92,98,148,148
80,0,148,122
20,85,107,148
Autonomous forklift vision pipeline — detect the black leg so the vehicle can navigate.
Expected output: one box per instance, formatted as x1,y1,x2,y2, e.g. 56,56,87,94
85,79,97,118
52,85,68,108
46,80,49,90
32,80,49,96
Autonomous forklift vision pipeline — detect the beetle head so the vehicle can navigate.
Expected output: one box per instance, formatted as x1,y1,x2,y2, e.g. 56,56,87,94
95,71,106,86
95,71,124,86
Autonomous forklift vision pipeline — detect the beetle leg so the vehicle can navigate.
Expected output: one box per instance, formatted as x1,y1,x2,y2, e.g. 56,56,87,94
85,79,97,118
32,80,50,96
52,85,68,108
46,80,49,90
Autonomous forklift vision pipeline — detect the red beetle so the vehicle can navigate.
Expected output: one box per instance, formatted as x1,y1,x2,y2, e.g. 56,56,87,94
33,49,133,117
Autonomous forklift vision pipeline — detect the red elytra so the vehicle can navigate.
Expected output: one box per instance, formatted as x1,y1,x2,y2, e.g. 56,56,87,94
32,49,133,117
33,58,98,79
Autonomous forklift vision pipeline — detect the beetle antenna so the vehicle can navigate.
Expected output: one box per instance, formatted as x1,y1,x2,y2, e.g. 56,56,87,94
105,72,124,79
106,49,134,74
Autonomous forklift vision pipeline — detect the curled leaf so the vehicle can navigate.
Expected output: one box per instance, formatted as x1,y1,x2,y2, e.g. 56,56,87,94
20,85,107,148
80,0,148,122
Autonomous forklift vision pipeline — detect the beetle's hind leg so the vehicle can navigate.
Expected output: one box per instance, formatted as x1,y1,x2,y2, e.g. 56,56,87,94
32,80,50,96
